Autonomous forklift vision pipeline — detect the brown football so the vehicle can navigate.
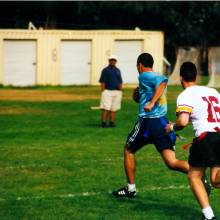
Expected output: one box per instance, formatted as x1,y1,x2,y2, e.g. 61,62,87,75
132,86,140,103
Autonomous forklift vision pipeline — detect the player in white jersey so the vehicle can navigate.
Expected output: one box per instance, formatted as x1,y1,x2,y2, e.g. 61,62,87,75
166,62,220,220
176,85,220,138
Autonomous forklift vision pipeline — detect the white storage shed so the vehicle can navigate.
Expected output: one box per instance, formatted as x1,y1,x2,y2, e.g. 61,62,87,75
0,29,164,86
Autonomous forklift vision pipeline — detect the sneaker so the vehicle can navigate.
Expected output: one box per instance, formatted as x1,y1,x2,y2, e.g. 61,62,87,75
201,214,216,220
112,186,136,198
202,175,212,196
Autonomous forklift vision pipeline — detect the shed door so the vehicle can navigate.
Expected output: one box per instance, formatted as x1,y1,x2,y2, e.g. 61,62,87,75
114,40,143,84
3,40,36,86
61,41,91,85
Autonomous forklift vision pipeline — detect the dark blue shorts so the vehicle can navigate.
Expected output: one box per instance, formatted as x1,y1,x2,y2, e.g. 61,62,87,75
126,117,176,153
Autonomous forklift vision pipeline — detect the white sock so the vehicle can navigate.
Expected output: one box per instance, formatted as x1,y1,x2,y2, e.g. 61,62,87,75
127,183,136,192
202,206,214,219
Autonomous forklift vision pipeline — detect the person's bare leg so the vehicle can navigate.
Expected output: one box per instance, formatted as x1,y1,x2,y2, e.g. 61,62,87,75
124,147,136,184
160,149,189,173
210,166,220,188
101,109,109,127
110,111,116,123
188,167,209,208
102,109,109,122
188,167,215,219
112,147,136,197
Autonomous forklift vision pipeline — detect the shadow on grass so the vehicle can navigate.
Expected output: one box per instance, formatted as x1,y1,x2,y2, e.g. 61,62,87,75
110,193,198,220
85,123,103,128
85,123,118,129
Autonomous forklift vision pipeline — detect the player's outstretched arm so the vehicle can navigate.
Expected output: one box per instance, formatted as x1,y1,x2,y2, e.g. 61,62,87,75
144,81,167,112
165,112,190,133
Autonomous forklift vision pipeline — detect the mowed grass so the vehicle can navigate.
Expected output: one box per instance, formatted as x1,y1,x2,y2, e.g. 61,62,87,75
0,86,219,220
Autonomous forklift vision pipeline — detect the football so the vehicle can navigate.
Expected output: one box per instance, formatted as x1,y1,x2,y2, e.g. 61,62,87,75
132,86,140,103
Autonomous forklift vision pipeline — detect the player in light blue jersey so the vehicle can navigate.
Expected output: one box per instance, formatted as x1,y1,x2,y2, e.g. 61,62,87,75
138,70,168,118
112,53,191,198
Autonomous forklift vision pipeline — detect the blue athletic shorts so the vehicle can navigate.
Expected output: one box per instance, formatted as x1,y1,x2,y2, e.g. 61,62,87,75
126,117,176,153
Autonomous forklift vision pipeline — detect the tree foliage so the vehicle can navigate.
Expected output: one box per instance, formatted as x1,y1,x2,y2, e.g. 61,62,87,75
0,1,220,64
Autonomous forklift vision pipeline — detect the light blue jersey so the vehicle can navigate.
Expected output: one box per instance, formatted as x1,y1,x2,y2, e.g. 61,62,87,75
138,71,168,118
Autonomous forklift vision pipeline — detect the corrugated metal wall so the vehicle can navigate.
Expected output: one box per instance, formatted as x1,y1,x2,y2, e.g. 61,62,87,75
0,29,164,86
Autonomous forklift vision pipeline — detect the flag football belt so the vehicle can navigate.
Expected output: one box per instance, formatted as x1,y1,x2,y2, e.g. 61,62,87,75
182,127,220,150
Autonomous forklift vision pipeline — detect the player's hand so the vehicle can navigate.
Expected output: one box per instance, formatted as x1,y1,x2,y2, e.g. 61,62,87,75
165,122,173,133
144,102,155,112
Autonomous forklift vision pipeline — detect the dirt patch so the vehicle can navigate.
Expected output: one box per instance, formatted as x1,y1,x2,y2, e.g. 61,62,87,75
0,90,100,102
0,106,49,115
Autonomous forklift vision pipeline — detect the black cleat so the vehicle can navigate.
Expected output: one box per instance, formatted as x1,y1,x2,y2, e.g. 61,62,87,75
109,121,116,127
201,214,217,220
112,186,136,198
202,175,212,196
101,122,107,128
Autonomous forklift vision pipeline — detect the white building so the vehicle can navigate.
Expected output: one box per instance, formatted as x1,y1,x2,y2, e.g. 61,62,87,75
0,29,164,86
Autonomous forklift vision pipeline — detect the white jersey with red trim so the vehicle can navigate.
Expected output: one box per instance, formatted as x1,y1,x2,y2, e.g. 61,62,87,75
176,85,220,137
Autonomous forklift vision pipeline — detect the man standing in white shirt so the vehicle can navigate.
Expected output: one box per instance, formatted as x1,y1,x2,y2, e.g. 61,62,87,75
166,62,220,220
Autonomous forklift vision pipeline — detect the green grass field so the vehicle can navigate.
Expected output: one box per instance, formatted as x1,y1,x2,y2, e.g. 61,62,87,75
0,86,219,220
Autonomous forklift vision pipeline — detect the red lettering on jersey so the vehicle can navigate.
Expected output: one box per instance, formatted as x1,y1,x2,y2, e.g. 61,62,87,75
202,96,220,122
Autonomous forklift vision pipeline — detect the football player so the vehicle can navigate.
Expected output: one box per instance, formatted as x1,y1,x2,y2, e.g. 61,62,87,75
166,62,220,220
113,53,191,198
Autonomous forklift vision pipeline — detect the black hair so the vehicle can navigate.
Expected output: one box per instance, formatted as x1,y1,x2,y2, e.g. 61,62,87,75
137,53,154,68
180,62,197,82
